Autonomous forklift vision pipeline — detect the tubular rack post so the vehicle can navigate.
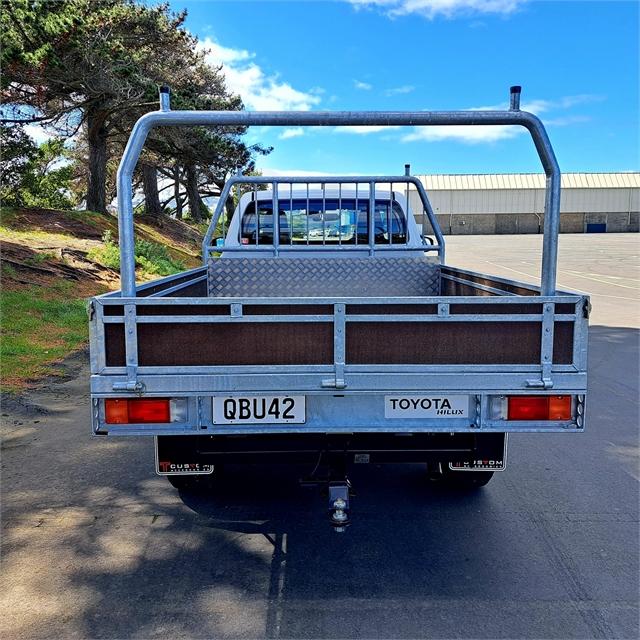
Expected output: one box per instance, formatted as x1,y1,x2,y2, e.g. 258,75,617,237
117,86,561,297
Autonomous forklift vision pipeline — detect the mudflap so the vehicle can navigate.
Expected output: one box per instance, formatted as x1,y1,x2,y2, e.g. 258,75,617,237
155,436,214,476
449,433,507,471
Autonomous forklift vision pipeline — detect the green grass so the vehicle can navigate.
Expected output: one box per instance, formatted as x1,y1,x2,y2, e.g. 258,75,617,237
88,231,185,277
0,207,200,391
0,224,76,244
23,251,57,266
1,283,88,392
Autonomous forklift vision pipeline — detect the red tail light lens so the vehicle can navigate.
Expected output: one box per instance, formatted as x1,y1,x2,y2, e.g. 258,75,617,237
105,398,171,424
507,396,572,421
508,396,548,420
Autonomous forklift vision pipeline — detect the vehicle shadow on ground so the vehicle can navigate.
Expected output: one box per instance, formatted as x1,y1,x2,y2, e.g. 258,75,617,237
85,464,530,639
72,457,612,640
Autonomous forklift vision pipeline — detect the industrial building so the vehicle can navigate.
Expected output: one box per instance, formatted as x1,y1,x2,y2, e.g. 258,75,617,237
406,173,639,234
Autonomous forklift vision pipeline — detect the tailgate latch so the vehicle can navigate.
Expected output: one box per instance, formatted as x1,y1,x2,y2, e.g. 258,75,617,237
525,377,554,389
112,380,146,394
321,374,347,390
322,366,347,389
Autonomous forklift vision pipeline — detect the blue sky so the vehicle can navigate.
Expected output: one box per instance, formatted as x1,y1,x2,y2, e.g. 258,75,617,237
175,1,639,175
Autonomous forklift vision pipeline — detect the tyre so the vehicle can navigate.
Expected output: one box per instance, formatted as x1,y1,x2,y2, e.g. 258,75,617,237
430,464,494,489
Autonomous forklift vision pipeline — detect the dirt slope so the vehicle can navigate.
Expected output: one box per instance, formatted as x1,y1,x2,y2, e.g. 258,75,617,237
1,207,203,391
1,208,202,292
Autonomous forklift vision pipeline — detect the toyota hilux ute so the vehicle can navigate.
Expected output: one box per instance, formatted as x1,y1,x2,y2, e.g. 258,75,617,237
89,86,589,528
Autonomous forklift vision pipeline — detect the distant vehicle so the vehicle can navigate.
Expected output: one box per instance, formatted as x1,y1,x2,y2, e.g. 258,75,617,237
89,86,589,529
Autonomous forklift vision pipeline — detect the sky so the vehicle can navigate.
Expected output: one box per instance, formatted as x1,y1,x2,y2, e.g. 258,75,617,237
166,0,639,177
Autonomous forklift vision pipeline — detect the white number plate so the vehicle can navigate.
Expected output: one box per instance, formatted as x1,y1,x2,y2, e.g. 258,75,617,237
385,395,469,419
212,395,305,424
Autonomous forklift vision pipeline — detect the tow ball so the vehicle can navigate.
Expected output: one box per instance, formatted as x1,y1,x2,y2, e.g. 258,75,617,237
328,481,351,532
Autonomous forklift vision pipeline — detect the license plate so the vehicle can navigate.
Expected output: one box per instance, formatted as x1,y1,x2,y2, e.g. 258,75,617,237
385,395,469,419
212,395,305,424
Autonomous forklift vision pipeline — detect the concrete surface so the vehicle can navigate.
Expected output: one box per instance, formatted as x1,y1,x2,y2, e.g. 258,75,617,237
431,213,639,235
1,233,639,640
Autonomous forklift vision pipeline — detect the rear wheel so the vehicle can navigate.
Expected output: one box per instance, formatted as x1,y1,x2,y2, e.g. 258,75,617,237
430,464,494,489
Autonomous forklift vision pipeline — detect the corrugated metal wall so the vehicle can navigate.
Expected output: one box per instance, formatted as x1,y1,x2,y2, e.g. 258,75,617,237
417,187,639,215
408,173,639,234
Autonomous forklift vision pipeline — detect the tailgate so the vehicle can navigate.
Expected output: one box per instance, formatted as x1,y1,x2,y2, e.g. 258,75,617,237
90,292,589,435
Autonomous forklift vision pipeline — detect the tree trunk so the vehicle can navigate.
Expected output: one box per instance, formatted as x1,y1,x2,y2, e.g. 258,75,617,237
173,164,182,219
215,179,234,228
141,163,162,217
86,110,108,213
185,164,204,223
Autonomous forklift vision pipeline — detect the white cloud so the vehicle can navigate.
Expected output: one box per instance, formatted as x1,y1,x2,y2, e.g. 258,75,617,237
557,94,605,108
279,127,305,140
354,80,373,90
203,40,253,64
545,115,591,127
257,168,333,177
336,125,402,134
199,37,321,111
385,85,415,96
516,95,604,113
402,124,517,144
348,0,525,19
400,102,518,143
24,124,54,144
23,123,80,148
401,95,602,144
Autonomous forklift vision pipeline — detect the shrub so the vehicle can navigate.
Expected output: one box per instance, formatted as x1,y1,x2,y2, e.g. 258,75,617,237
88,231,184,276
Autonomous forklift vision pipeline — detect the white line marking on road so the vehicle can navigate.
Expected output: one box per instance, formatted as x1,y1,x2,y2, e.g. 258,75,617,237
557,270,640,291
483,261,640,301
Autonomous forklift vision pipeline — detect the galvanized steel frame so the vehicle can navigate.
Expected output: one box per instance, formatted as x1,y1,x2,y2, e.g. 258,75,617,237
92,87,589,436
89,272,589,399
116,87,561,296
90,276,589,436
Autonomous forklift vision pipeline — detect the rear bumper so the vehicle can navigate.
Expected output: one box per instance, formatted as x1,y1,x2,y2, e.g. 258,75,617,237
91,384,586,436
154,432,508,474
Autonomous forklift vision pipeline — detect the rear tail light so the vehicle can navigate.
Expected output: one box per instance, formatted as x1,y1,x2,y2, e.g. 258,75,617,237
507,395,572,421
105,398,171,424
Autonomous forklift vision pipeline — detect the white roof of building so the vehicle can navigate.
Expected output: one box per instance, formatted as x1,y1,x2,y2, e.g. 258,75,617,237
416,173,640,190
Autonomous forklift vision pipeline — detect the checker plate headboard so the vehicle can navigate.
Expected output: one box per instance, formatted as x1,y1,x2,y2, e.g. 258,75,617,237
207,256,440,297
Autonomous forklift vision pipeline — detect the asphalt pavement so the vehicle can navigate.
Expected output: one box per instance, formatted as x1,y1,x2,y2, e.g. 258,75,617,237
1,233,638,639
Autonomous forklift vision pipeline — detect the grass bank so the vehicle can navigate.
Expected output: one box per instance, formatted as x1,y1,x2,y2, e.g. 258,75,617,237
1,207,202,392
1,282,93,392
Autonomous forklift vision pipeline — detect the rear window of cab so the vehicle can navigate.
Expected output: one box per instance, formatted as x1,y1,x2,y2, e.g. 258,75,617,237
240,197,407,245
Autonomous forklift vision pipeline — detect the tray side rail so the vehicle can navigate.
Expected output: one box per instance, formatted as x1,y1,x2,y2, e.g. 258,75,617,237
90,292,588,382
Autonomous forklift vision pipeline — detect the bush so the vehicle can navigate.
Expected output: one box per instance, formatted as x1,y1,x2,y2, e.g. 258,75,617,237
87,231,120,269
88,231,184,276
134,239,185,276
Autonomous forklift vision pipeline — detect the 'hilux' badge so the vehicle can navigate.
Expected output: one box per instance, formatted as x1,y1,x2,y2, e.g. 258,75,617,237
385,395,469,419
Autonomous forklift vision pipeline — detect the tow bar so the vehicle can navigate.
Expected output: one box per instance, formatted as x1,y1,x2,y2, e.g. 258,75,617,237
300,450,352,532
328,481,351,532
